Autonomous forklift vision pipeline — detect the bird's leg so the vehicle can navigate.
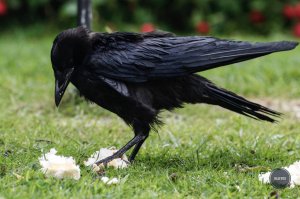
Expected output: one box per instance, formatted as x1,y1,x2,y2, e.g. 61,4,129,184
95,134,146,166
95,121,151,166
129,134,148,162
128,123,150,162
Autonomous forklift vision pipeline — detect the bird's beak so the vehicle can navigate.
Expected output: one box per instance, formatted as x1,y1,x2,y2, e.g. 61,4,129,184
55,67,74,107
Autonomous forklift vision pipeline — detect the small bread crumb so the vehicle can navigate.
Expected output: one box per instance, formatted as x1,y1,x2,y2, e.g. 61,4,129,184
39,148,80,180
258,171,271,183
107,177,119,185
101,176,120,185
101,176,110,184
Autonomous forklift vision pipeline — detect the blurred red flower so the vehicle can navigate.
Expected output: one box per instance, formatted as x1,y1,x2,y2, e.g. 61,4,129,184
140,23,155,33
249,10,265,24
283,5,296,19
0,0,7,16
196,21,210,34
293,23,300,38
295,3,300,19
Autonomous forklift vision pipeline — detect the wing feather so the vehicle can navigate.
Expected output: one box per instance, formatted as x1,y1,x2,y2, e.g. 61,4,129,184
86,32,298,82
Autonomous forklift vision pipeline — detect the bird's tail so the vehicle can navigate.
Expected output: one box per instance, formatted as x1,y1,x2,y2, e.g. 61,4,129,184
204,83,281,122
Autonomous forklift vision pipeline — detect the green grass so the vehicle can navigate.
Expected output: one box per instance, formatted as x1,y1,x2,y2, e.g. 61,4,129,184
0,30,300,198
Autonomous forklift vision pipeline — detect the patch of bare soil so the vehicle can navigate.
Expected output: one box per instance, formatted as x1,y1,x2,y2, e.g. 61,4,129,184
253,99,300,119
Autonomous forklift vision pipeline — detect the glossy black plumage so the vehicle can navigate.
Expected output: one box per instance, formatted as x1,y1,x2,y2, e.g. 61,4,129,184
50,27,298,164
88,33,296,82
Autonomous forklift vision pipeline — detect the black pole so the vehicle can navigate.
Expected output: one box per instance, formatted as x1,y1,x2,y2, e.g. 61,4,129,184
77,0,92,30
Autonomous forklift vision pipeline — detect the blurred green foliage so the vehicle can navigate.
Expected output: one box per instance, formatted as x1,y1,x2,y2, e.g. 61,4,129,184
1,0,300,35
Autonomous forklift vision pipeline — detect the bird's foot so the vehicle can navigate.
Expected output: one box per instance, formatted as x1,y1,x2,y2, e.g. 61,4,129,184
95,134,147,166
95,151,128,167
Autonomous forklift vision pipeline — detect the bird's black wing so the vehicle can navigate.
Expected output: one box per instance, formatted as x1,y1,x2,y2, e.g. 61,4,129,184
86,32,298,83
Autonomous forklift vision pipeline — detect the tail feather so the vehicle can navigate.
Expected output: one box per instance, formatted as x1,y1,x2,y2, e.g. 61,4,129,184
205,83,281,122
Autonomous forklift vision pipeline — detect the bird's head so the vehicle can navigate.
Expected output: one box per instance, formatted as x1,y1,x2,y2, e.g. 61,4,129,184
51,26,91,107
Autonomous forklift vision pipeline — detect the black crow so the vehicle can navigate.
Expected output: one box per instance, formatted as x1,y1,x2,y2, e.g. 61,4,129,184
50,26,298,165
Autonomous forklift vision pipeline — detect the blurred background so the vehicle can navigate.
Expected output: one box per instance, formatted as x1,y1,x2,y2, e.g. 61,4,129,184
1,0,300,37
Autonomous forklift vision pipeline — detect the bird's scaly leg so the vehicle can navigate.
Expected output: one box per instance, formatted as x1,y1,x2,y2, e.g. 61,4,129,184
129,134,148,162
128,123,150,162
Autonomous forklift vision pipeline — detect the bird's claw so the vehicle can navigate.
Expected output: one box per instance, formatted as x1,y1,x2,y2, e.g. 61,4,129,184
95,152,130,167
95,156,115,167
